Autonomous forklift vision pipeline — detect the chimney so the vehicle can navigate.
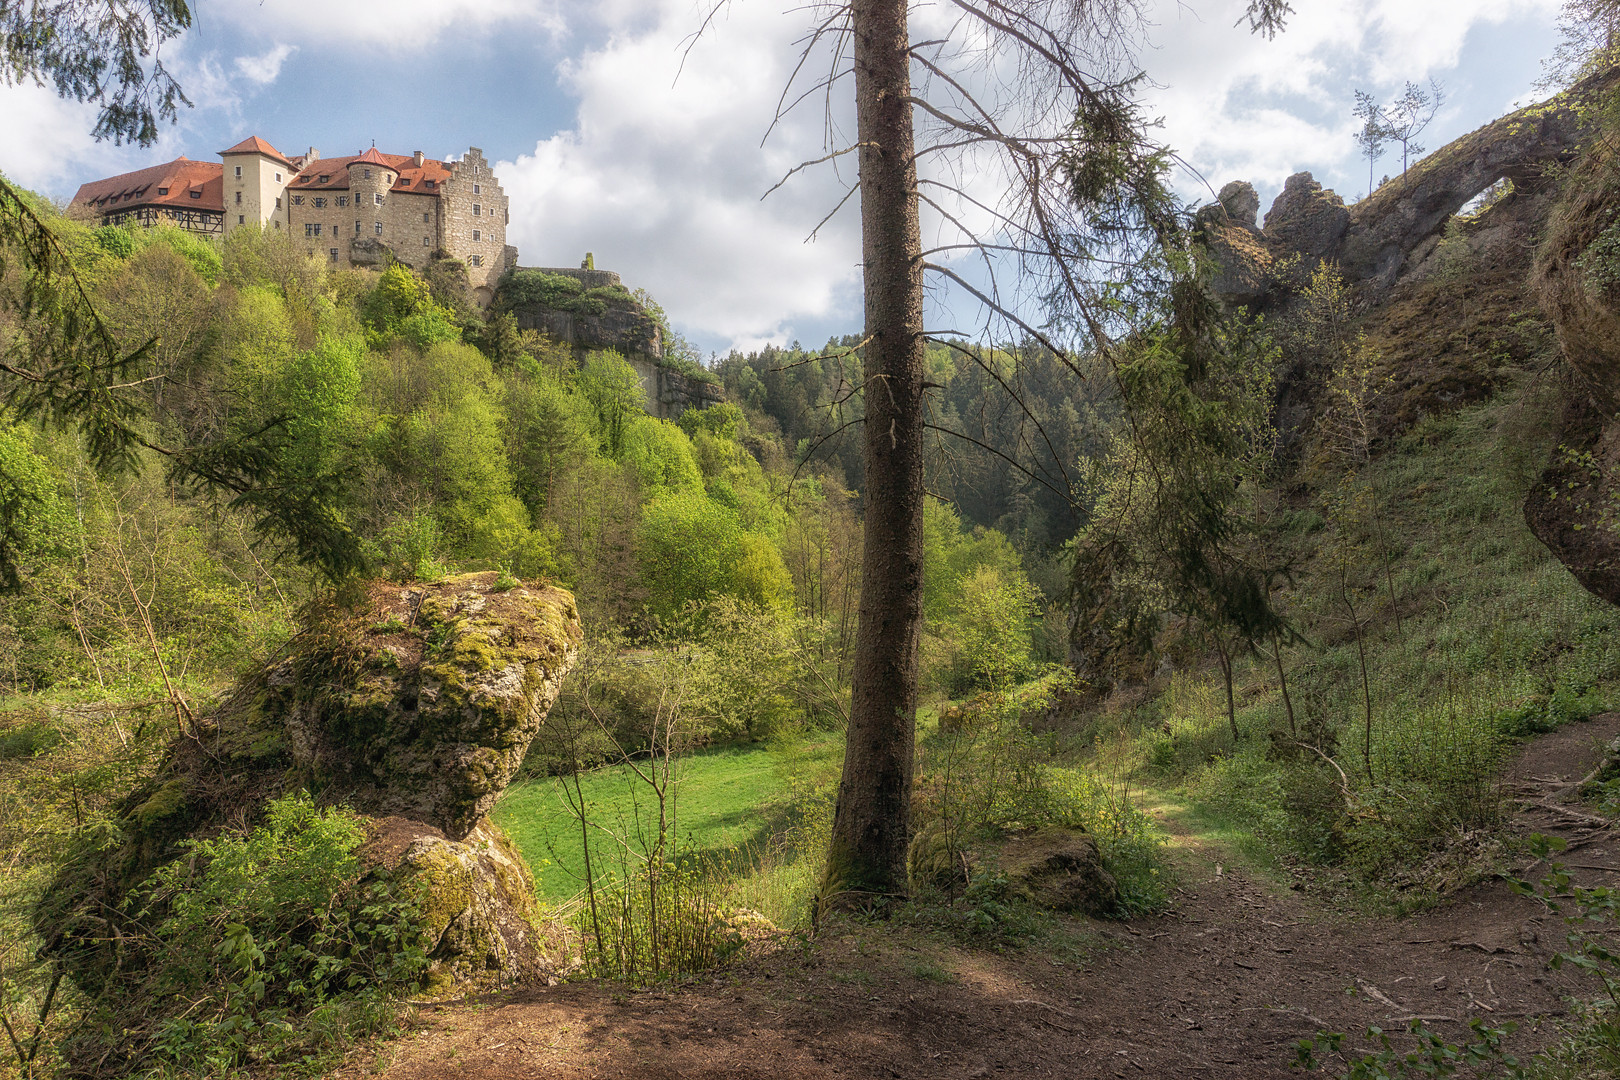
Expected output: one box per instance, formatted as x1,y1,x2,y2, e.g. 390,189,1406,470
306,147,320,162
413,150,424,167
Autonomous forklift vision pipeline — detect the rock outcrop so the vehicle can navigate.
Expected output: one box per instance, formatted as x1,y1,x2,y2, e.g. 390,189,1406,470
38,571,582,995
1199,66,1620,311
500,265,725,419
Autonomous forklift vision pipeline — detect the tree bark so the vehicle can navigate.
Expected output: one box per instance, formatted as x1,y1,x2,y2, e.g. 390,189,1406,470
819,0,926,912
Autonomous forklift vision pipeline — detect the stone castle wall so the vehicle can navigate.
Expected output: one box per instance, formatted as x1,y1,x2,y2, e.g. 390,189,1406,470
440,149,508,294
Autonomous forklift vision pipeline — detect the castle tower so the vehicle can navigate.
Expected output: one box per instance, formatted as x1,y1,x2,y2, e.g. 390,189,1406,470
346,148,397,252
219,136,294,235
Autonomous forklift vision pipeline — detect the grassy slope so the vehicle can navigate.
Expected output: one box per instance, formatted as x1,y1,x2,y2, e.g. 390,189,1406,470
494,733,842,903
1134,366,1620,891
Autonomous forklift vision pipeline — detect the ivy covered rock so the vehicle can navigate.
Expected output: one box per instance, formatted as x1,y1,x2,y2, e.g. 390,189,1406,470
37,571,581,1003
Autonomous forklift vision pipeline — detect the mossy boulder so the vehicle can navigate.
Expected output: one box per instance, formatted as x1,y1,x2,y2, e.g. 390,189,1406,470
37,572,581,998
907,819,973,893
366,816,560,995
995,827,1119,917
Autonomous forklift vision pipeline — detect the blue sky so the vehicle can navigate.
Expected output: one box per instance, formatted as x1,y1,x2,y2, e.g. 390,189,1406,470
1,0,1565,355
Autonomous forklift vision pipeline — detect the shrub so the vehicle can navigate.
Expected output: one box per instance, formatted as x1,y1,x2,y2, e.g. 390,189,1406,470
116,793,426,1074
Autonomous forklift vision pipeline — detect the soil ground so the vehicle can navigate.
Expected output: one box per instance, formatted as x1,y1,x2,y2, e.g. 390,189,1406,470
351,715,1620,1080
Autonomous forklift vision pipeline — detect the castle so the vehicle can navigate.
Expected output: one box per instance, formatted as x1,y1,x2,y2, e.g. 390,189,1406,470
71,136,514,300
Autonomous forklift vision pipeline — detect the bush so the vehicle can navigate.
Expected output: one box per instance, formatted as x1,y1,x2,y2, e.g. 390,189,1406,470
110,793,425,1074
572,859,744,986
917,671,1170,917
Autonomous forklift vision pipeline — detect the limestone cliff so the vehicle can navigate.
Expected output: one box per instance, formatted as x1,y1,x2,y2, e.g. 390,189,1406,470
497,266,725,419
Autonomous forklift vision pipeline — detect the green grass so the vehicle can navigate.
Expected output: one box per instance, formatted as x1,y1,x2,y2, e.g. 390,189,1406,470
493,733,841,902
1111,371,1620,896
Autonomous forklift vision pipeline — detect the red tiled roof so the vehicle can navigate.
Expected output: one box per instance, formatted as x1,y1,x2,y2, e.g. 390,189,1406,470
72,156,225,214
220,135,294,166
289,150,452,194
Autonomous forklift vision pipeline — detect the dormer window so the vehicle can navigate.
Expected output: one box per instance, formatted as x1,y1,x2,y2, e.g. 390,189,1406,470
424,180,434,188
189,190,201,199
318,174,330,184
157,187,169,195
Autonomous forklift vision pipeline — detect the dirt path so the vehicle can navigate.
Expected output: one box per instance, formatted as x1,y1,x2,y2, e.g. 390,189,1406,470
354,716,1620,1080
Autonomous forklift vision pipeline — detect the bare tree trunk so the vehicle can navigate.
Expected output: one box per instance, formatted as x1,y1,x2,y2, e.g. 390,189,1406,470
820,0,926,913
1271,631,1296,736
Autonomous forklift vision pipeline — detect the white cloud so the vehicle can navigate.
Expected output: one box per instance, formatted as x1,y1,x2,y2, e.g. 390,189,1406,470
1144,0,1561,206
234,43,298,86
500,1,864,350
218,0,565,52
0,84,115,195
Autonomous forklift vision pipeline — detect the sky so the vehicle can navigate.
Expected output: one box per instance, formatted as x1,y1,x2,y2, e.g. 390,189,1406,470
0,0,1566,355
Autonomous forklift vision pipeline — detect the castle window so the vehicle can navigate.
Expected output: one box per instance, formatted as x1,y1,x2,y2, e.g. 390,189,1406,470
234,165,242,178
314,197,326,208
305,223,314,237
238,215,245,225
274,220,280,229
330,248,339,261
470,254,483,267
275,197,282,208
275,172,282,182
423,212,430,222
374,221,383,235
472,203,481,216
422,237,429,246
293,195,303,206
337,196,348,207
363,168,371,179
472,229,481,242
473,183,480,195
356,220,361,233
235,190,242,204
314,223,323,236
374,193,384,206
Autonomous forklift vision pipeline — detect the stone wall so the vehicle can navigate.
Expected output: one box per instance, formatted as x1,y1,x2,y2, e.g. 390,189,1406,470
441,149,508,293
282,147,510,290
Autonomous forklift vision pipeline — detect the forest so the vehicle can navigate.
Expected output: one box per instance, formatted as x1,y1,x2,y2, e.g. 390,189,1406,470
4,0,1620,1078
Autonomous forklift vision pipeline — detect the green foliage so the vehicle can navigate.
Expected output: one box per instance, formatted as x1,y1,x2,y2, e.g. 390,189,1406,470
638,490,790,621
623,417,703,493
124,792,426,1074
498,270,637,318
1575,215,1620,303
0,425,70,590
917,671,1170,917
93,224,136,258
577,351,645,458
362,263,460,346
1295,1018,1519,1079
571,859,744,986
